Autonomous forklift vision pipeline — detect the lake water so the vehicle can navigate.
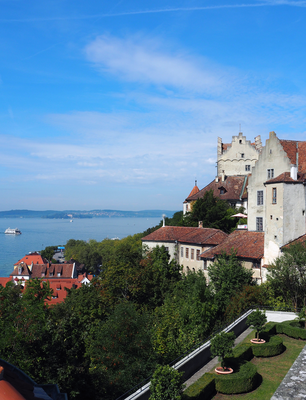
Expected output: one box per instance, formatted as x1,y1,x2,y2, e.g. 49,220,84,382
0,217,161,277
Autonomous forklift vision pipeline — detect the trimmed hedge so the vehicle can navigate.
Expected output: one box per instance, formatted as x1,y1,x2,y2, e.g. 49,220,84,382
262,322,277,335
232,344,253,361
183,373,215,400
251,334,283,357
215,360,258,394
276,320,306,340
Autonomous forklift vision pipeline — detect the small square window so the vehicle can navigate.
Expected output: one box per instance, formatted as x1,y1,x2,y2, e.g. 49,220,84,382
241,153,245,158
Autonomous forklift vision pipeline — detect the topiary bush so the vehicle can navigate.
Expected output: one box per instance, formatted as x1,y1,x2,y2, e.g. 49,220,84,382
247,309,267,340
214,360,258,394
210,331,235,370
251,335,284,357
276,320,306,340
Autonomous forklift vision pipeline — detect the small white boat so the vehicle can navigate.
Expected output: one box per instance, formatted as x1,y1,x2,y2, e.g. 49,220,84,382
5,228,22,235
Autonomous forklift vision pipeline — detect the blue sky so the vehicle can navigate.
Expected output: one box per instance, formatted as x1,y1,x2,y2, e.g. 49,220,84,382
1,0,306,211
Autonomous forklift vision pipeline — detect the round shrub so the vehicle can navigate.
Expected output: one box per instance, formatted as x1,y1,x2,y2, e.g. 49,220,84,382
251,335,283,357
215,361,258,394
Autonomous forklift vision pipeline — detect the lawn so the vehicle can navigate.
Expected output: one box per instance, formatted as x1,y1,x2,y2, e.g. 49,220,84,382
212,331,306,400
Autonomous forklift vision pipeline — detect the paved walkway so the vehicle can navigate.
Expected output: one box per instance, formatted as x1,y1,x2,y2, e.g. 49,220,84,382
271,344,306,400
184,327,253,389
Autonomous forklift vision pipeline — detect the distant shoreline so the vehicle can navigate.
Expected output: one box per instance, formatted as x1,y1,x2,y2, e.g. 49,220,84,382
0,209,176,219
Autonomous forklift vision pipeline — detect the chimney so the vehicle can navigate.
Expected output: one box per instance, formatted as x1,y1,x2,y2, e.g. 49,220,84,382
290,165,297,180
162,214,166,227
198,221,203,228
221,172,225,182
215,176,218,183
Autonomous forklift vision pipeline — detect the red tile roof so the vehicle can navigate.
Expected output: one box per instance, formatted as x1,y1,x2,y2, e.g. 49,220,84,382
10,263,76,279
186,175,247,202
222,143,231,152
142,226,228,245
281,232,306,249
265,171,306,184
45,279,81,305
14,253,46,266
279,139,306,173
200,230,264,260
187,185,199,198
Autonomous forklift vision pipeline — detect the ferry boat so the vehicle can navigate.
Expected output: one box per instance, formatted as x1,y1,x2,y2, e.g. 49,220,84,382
4,228,22,235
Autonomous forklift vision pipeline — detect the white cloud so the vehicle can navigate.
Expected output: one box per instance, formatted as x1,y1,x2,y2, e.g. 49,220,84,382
85,35,226,93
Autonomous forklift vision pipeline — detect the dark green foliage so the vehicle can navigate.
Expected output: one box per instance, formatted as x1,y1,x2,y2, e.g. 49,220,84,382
247,309,267,340
276,320,306,339
182,190,240,232
210,331,235,369
40,245,58,261
183,373,216,400
87,302,156,400
149,365,185,400
268,242,306,311
215,360,258,394
65,239,103,274
152,271,217,361
225,285,266,321
262,322,277,335
251,335,284,357
208,252,253,315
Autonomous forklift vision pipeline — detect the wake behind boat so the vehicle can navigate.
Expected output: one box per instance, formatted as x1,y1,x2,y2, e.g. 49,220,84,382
5,228,22,235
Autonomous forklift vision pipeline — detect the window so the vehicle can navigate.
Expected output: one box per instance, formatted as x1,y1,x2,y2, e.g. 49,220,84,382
245,165,250,171
49,272,53,277
241,153,245,158
57,272,61,277
204,260,207,270
165,247,169,252
185,248,189,258
256,217,263,232
267,169,274,179
196,249,201,261
272,188,277,204
253,262,260,269
191,249,194,260
257,190,263,205
181,247,184,258
239,139,242,144
220,188,225,195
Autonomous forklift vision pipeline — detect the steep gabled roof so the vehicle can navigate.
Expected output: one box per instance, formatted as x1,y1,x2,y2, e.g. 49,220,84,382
10,263,31,277
187,184,199,198
14,253,47,266
186,175,247,202
142,226,227,246
200,230,264,260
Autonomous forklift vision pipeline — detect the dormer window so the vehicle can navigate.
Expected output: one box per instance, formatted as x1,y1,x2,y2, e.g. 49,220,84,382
57,272,61,277
219,186,226,195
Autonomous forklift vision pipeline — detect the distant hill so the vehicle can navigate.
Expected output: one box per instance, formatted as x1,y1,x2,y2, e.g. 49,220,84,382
0,209,176,219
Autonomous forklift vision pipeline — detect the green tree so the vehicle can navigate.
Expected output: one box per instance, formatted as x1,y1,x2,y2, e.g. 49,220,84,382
182,190,239,232
152,270,217,361
87,302,156,400
41,245,57,261
149,365,185,400
268,242,306,311
208,252,253,315
210,331,236,370
246,309,267,340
